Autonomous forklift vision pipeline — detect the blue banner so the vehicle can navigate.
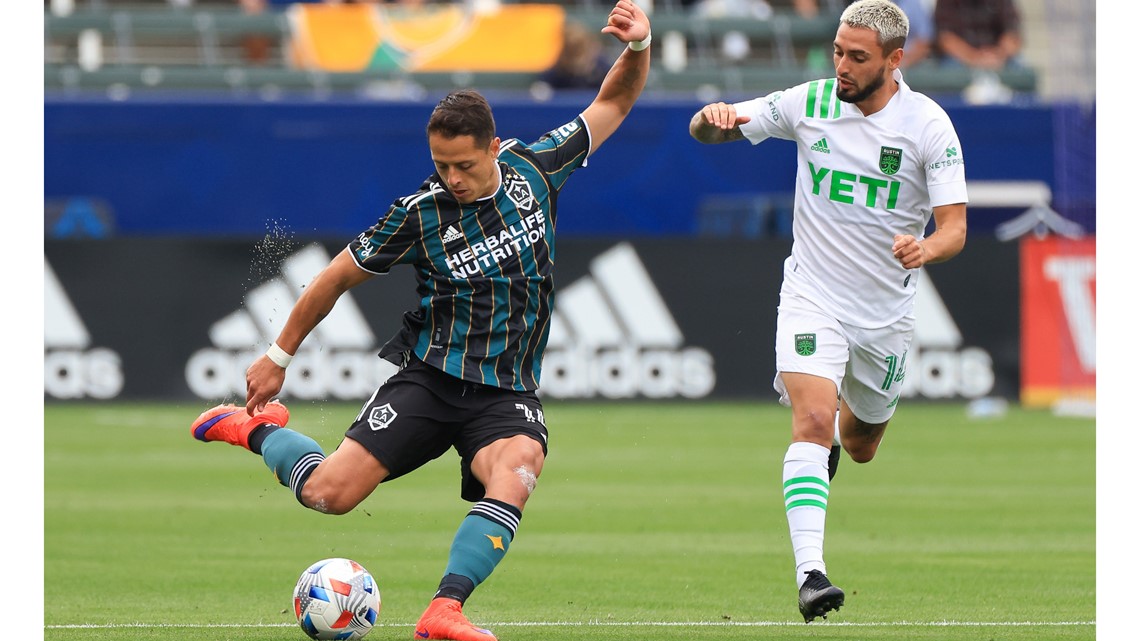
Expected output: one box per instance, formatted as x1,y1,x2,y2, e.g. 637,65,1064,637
45,96,1080,238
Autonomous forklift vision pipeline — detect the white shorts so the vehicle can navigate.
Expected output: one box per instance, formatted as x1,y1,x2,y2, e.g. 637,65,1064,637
773,292,914,424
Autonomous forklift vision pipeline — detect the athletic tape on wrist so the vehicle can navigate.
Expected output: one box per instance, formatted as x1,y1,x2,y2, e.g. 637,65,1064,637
266,342,293,368
628,32,652,51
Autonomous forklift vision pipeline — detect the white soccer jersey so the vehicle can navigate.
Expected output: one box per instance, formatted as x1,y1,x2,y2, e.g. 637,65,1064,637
735,69,967,328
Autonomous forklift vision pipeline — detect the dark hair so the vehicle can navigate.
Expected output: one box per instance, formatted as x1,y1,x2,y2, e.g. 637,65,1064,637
426,90,496,147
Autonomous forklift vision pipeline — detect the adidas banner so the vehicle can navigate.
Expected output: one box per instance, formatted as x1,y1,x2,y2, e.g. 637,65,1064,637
44,237,1019,402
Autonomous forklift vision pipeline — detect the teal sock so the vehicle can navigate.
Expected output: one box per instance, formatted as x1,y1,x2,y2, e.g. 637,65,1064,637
436,499,522,602
260,428,325,504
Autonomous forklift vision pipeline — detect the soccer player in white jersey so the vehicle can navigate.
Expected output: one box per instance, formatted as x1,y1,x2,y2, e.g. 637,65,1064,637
689,0,967,623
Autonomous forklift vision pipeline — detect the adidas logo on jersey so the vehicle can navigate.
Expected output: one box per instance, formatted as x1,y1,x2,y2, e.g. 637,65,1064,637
810,138,831,154
541,243,716,399
185,243,394,401
44,257,124,399
442,225,464,244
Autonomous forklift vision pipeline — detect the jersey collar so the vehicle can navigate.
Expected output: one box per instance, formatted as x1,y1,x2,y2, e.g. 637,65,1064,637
472,162,505,204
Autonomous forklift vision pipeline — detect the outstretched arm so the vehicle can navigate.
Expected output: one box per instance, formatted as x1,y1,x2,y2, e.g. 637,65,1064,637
689,102,752,144
579,0,651,156
245,248,374,414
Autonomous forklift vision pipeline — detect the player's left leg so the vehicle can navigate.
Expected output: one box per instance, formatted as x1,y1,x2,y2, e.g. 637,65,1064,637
415,390,548,641
836,400,890,463
837,315,914,463
828,407,842,480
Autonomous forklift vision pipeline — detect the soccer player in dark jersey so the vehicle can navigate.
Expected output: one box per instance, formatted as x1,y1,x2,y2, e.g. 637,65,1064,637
189,2,652,640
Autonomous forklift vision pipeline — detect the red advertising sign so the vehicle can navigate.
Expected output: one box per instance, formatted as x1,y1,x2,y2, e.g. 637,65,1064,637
1020,237,1096,407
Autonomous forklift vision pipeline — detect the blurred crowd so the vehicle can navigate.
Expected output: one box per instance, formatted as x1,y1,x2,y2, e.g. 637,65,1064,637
48,0,1027,101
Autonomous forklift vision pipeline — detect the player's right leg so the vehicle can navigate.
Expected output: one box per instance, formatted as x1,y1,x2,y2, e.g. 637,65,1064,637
191,400,324,503
190,401,387,513
779,371,846,622
297,438,389,514
191,401,289,449
773,298,849,622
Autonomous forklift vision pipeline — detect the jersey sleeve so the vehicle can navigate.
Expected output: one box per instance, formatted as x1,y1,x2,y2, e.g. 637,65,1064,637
921,109,969,207
347,186,429,274
734,86,799,144
526,115,592,192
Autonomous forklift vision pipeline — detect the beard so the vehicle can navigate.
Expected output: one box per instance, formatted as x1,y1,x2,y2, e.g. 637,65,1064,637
836,66,888,104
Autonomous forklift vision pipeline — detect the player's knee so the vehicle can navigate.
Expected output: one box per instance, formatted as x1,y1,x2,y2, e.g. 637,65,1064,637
492,438,544,498
841,419,887,464
794,409,836,443
512,464,538,495
841,433,882,463
846,445,878,464
300,477,363,515
502,435,544,466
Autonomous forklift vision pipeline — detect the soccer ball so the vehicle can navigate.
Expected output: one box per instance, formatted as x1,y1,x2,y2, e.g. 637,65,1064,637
292,557,382,640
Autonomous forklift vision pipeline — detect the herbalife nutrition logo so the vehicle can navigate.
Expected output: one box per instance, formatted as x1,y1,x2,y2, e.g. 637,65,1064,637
44,258,123,399
185,244,381,401
810,138,831,154
541,243,715,399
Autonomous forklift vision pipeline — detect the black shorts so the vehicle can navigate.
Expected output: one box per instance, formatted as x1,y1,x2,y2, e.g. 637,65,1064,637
344,356,549,502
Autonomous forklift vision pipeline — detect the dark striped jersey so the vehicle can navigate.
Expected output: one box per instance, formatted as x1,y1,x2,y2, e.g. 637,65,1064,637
347,116,591,391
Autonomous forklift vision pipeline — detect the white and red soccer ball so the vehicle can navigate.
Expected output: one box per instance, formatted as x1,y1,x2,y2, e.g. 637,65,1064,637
293,557,381,640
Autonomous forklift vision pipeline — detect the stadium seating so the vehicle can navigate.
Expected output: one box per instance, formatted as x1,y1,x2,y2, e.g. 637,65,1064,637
44,1,1038,98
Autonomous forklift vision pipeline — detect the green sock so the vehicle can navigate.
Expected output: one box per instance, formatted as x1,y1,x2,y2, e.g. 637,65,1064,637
259,428,325,504
435,499,522,602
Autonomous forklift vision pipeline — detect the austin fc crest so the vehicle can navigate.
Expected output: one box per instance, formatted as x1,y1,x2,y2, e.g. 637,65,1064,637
367,403,398,431
504,175,536,212
795,333,817,356
879,146,902,175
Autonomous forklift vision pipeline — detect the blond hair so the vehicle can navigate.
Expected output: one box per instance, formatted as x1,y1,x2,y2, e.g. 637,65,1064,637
840,0,910,51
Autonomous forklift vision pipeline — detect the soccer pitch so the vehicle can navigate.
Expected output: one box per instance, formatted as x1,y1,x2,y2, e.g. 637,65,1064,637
44,401,1095,641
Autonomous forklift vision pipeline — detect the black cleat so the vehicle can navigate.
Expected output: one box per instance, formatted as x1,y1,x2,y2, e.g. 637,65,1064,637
828,445,841,481
798,570,845,622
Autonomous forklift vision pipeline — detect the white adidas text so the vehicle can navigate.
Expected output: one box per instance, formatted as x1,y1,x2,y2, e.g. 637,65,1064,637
186,244,383,400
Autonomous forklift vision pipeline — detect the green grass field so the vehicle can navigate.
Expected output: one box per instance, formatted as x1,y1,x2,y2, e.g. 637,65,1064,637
44,401,1095,641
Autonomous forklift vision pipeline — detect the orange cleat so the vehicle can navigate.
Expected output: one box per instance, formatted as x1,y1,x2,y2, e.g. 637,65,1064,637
413,598,497,641
190,401,289,450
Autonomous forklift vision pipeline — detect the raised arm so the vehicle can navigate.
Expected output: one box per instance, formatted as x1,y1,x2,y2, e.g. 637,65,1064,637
579,0,651,156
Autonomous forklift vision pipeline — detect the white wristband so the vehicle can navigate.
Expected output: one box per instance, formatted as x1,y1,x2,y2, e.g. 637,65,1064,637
266,342,293,368
628,32,652,51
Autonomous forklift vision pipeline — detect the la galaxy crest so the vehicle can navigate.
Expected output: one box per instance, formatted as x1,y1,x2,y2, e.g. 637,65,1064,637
367,403,398,431
504,174,536,212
